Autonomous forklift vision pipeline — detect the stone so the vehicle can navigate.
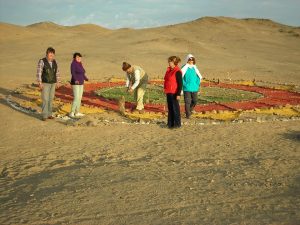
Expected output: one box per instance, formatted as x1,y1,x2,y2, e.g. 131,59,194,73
118,96,126,116
256,117,263,123
86,120,97,127
0,167,8,177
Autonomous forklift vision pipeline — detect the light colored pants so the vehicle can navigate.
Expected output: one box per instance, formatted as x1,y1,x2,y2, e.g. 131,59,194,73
71,85,84,113
41,83,56,119
134,87,145,110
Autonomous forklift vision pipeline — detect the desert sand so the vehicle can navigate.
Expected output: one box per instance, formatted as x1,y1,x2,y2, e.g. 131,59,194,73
0,17,300,224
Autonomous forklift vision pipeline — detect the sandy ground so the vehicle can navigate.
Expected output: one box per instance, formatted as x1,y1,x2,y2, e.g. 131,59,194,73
0,104,299,224
0,17,300,224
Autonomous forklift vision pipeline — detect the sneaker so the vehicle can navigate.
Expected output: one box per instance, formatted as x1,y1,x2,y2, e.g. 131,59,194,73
48,116,55,119
75,112,85,117
69,112,75,118
138,109,145,114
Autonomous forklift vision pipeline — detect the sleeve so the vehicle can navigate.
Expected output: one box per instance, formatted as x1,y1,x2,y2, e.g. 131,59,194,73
84,73,89,81
125,74,130,87
36,59,44,83
131,69,141,90
56,64,60,83
82,65,88,81
71,63,79,82
175,71,183,96
181,64,189,77
195,66,202,80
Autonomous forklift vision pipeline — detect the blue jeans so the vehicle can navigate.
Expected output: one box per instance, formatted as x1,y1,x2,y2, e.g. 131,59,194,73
41,83,56,119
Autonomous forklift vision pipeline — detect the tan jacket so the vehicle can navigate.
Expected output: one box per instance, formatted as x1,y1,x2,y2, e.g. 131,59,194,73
126,65,148,89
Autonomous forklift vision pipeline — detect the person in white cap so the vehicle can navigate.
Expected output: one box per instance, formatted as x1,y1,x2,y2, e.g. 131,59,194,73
181,54,203,119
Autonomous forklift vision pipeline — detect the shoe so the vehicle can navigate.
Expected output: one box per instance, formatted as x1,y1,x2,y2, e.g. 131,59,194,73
138,109,145,114
75,112,85,117
48,116,55,119
41,118,47,121
191,110,196,114
69,112,75,118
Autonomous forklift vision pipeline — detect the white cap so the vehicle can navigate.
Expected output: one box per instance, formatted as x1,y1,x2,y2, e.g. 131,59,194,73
186,54,194,63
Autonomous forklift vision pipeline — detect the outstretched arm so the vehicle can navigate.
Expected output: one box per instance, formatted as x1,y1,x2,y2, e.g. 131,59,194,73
130,70,141,90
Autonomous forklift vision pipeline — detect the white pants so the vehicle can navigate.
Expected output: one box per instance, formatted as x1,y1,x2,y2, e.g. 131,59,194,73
71,85,84,113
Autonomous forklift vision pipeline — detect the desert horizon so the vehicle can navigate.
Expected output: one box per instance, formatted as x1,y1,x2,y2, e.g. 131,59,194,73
3,16,300,29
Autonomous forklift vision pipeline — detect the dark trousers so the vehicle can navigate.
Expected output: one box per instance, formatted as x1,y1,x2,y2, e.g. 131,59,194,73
184,91,198,118
166,94,181,128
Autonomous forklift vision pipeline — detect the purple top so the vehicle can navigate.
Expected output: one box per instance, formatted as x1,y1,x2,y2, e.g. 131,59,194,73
70,60,88,85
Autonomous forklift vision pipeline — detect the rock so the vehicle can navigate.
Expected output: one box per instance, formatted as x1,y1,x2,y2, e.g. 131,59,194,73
0,167,8,177
138,118,146,124
280,118,290,122
86,120,97,127
118,96,126,116
13,88,22,94
285,104,292,108
65,119,76,126
256,117,263,123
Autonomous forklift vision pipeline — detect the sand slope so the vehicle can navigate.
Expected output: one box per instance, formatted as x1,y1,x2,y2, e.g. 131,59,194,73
0,16,300,89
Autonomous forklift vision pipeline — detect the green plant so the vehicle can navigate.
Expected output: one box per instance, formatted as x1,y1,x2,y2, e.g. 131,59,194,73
95,85,262,104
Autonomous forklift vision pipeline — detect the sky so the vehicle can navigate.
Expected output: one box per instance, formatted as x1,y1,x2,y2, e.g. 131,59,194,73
0,0,299,28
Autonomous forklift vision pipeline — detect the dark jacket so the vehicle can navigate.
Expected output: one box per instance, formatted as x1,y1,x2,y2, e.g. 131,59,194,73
42,58,57,84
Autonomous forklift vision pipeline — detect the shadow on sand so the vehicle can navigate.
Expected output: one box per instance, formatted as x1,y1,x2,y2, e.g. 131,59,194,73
0,86,41,120
282,130,300,142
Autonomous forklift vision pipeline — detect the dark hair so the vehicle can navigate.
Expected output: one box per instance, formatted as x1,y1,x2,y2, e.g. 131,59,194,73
46,47,55,55
168,56,181,65
122,62,131,71
73,52,82,59
188,57,196,64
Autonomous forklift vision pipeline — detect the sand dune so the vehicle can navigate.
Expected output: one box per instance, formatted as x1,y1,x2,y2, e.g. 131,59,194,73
0,16,299,89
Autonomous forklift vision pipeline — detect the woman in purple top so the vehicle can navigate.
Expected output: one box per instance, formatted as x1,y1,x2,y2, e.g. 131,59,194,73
69,52,89,118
